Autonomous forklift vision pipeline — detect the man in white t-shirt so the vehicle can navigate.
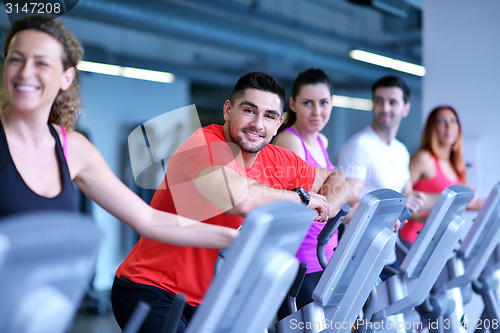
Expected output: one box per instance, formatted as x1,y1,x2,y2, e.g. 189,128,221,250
337,76,425,276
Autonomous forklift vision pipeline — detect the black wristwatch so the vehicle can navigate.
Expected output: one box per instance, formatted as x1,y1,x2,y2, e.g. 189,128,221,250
292,187,310,206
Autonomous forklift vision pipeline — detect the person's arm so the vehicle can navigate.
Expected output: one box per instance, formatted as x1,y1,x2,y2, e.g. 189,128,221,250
466,186,485,210
402,179,427,213
467,198,485,210
409,153,484,211
338,176,401,231
310,167,353,218
318,133,329,149
273,130,306,160
274,130,350,218
409,150,430,185
407,151,439,212
335,140,367,224
69,132,237,248
339,177,364,223
336,148,405,229
194,165,330,221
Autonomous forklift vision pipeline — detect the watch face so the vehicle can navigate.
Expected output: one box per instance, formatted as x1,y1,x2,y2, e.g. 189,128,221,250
301,188,310,205
294,187,310,205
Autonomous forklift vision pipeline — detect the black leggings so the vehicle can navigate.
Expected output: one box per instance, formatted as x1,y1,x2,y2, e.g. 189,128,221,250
277,270,323,321
111,275,197,333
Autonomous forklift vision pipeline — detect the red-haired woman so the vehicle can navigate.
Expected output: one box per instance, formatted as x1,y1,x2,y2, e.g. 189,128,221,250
399,106,483,245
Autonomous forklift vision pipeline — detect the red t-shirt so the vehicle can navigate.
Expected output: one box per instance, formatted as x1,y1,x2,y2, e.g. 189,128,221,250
116,124,316,306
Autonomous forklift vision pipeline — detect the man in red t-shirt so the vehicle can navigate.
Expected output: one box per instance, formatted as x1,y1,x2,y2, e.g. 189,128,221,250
112,72,351,333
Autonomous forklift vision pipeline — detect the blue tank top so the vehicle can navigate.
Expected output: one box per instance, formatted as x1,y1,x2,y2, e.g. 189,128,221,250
0,121,78,218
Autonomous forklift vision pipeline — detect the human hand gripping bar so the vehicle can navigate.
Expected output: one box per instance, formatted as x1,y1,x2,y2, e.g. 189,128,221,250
394,207,413,259
316,204,350,270
399,207,412,223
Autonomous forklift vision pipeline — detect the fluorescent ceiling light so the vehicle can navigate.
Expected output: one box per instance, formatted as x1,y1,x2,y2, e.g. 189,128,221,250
332,94,372,111
349,49,426,77
77,61,175,83
77,61,370,110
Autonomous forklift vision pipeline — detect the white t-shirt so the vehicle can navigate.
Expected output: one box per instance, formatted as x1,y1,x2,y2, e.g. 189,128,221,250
337,125,410,265
337,125,410,198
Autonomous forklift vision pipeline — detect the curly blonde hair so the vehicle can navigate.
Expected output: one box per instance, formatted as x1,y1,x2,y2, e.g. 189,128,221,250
1,15,83,130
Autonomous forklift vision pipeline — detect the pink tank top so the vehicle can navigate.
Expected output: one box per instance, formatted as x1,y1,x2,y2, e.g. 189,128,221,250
400,154,463,243
61,125,68,160
283,127,337,273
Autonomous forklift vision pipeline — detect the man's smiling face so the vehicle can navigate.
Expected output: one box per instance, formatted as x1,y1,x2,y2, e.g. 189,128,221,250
223,88,283,155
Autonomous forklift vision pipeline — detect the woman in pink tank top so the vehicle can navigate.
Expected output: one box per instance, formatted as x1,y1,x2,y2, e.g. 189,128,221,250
273,68,338,320
400,106,484,245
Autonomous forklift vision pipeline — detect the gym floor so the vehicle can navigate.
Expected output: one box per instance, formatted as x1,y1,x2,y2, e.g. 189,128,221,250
68,310,279,333
69,311,121,333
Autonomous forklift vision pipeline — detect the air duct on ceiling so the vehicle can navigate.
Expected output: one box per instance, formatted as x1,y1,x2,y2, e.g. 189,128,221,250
346,0,410,18
68,0,421,88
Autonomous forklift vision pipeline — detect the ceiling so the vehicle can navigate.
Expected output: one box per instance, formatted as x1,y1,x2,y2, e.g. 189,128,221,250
68,0,422,80
1,0,424,118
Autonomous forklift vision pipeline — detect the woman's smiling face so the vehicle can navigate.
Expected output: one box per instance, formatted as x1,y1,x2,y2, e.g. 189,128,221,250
4,29,74,115
290,83,332,134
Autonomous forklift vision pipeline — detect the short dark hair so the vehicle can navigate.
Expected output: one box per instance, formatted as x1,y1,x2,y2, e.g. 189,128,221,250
230,72,286,113
372,76,410,104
